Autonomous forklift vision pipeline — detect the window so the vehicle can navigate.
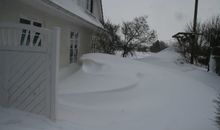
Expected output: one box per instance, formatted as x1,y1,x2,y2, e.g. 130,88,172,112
70,31,80,63
19,17,42,46
91,35,98,53
20,18,31,25
86,0,93,13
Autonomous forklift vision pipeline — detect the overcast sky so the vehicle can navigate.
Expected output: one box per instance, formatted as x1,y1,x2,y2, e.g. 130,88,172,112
102,0,220,41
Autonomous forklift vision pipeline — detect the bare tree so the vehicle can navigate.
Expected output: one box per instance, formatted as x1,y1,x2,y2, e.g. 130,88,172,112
184,21,209,64
203,15,220,71
121,16,157,57
94,20,121,54
174,15,220,67
203,15,220,48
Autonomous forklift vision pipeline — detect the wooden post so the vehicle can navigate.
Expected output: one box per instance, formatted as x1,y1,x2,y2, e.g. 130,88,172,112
50,27,60,121
193,0,198,33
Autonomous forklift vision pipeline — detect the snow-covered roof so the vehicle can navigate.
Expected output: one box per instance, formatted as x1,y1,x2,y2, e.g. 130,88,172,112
47,0,103,28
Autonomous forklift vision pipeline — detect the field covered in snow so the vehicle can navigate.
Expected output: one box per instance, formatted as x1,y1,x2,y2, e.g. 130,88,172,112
1,48,220,130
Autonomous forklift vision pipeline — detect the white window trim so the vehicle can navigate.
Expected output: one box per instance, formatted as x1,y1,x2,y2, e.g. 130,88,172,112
18,16,43,47
19,15,43,27
69,31,80,64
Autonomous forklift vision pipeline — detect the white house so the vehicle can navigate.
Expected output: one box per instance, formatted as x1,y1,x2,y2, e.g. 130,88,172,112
0,0,104,120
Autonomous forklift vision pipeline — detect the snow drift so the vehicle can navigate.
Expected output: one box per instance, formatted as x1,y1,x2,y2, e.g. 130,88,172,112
58,53,142,94
57,49,219,130
1,48,219,130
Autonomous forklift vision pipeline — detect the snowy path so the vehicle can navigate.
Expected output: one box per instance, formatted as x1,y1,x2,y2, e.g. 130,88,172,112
138,48,220,92
56,49,219,130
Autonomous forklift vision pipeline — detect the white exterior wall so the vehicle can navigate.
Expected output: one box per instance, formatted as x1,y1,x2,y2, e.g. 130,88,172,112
0,0,94,69
93,0,103,22
77,0,103,22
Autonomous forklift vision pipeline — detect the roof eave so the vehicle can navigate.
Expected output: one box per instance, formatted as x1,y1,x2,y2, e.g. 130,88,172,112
41,0,104,30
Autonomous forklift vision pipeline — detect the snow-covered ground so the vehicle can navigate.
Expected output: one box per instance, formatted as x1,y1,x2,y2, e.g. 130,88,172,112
1,48,220,130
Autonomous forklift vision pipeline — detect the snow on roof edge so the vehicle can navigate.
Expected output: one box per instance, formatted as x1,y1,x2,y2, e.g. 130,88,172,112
42,0,103,29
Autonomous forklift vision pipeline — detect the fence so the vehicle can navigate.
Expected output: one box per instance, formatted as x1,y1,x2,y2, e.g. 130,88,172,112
210,46,220,75
0,23,60,120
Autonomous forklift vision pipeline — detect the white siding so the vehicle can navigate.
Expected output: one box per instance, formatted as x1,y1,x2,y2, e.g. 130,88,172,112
93,0,103,22
0,0,94,69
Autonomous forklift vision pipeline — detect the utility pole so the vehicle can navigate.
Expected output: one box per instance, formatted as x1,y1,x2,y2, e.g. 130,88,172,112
193,0,198,33
191,0,199,64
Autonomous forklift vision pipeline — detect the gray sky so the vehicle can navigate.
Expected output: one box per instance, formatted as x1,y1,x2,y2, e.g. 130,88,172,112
102,0,220,41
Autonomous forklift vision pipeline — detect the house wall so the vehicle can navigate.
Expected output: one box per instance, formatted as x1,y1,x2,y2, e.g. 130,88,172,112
77,0,103,22
93,0,103,22
0,0,94,69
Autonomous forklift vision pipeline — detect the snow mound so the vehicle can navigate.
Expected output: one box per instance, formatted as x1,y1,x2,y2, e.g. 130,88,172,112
59,53,143,94
138,47,195,71
57,52,218,130
80,53,141,73
139,47,180,62
1,50,219,130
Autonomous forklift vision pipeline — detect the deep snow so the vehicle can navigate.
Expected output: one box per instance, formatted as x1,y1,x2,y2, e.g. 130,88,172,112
1,48,220,130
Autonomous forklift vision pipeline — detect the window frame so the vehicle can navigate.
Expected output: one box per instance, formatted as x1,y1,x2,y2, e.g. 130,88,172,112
19,16,43,27
69,31,80,64
19,16,43,46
